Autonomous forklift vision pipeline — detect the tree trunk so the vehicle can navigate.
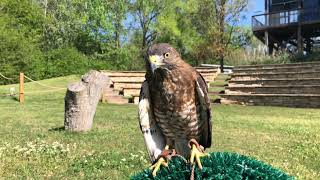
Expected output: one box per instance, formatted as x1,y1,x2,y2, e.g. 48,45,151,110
115,20,121,49
142,29,147,52
64,70,109,132
219,56,224,73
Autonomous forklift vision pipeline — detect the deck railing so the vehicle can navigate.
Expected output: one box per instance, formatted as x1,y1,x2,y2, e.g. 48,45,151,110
252,8,320,30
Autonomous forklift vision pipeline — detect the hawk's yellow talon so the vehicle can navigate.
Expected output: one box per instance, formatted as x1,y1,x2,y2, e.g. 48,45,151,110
150,145,170,176
151,157,167,176
190,144,205,170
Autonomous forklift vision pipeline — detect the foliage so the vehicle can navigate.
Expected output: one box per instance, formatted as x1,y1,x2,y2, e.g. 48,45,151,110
6,0,312,84
129,0,173,54
225,48,291,66
0,28,44,85
198,0,248,68
0,76,320,179
131,152,294,180
154,0,203,65
224,45,320,66
44,47,89,78
37,0,86,50
0,2,45,84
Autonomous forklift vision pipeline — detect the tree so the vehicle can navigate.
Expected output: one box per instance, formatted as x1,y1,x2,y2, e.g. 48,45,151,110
154,0,201,65
152,0,249,67
0,0,46,83
130,0,168,53
182,0,248,69
110,0,128,49
0,0,251,85
35,0,87,50
213,0,248,72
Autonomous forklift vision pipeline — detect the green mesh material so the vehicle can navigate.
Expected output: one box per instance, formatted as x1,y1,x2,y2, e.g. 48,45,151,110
131,152,294,180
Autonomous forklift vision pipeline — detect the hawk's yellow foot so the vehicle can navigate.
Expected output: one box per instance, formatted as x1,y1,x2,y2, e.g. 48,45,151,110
150,156,168,176
189,139,207,170
149,145,175,176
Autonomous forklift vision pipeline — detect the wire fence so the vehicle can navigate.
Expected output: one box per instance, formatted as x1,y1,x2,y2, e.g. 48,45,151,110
0,73,67,98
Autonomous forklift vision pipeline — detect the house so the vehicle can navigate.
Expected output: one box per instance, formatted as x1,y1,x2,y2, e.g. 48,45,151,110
252,0,320,54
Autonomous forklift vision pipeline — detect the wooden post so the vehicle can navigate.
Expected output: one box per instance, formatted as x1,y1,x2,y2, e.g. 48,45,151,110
19,72,24,104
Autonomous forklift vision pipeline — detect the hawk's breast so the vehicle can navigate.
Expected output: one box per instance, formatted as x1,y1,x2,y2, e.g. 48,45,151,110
151,69,203,141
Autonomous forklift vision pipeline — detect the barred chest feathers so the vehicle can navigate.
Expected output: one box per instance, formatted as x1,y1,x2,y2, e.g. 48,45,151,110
150,69,202,140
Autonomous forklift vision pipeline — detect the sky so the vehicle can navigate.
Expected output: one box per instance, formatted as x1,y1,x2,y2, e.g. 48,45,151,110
240,0,264,26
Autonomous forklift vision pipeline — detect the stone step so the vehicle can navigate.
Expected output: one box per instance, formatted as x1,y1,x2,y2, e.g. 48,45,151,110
110,77,146,83
231,71,320,80
110,76,214,84
195,69,219,73
112,77,213,93
225,85,320,95
102,88,120,96
113,82,142,90
103,68,219,76
122,88,140,97
233,65,320,73
229,78,320,86
103,71,145,77
133,96,140,104
122,80,214,97
201,74,219,82
220,94,320,108
102,95,129,104
235,61,320,69
104,68,219,91
110,75,215,83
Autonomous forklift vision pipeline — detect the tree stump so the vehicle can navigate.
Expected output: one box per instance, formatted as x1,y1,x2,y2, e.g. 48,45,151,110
64,70,110,132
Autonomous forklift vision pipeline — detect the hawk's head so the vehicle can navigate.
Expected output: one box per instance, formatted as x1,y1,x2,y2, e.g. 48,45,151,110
146,43,182,73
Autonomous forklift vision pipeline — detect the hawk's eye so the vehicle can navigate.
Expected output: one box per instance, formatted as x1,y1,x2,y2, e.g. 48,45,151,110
164,52,170,58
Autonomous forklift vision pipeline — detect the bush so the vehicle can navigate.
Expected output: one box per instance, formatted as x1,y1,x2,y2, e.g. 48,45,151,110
44,48,90,78
0,21,45,85
91,45,144,71
225,48,291,66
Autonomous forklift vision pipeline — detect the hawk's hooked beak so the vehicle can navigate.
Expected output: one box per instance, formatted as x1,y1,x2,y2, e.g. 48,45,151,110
149,55,165,73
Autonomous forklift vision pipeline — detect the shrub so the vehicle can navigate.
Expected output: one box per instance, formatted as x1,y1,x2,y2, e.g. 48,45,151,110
0,20,45,85
44,48,90,78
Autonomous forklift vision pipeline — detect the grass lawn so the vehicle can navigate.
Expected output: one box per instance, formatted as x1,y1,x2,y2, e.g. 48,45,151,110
0,75,319,179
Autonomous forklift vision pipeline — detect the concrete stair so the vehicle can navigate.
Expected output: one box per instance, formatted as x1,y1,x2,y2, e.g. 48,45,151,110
101,88,128,104
231,71,320,80
235,61,320,69
102,67,220,104
207,74,230,103
233,65,320,73
121,88,140,97
221,94,320,108
225,85,320,94
229,78,320,86
221,61,320,108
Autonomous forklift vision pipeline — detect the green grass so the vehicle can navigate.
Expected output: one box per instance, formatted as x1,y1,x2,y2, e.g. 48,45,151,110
0,76,319,179
208,86,225,93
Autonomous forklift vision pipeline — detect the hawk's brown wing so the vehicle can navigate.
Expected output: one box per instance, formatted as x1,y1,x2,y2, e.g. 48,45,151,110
195,72,212,148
